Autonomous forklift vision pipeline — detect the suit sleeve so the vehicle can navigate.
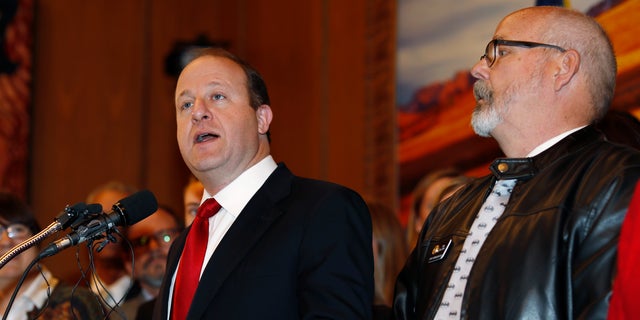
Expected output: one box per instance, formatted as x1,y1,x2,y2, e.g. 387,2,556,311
297,188,374,319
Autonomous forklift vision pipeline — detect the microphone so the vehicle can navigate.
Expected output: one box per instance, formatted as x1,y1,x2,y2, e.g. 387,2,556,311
0,202,103,269
38,189,158,259
56,202,104,230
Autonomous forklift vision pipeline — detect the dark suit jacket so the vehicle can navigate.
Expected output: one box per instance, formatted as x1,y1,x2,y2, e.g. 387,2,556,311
135,298,155,320
154,163,374,319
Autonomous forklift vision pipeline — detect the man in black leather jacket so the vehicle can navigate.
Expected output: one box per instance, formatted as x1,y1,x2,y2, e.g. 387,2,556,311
394,6,640,320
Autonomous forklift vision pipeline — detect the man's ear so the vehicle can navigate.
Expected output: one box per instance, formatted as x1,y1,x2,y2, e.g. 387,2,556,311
256,104,273,135
554,49,580,91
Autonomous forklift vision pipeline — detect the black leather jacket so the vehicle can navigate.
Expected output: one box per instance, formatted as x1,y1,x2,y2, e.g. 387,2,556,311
394,126,640,319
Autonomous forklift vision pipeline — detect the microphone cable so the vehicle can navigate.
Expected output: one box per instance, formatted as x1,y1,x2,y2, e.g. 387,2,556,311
2,253,46,320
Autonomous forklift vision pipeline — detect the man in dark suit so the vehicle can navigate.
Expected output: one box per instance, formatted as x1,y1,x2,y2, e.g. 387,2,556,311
154,47,374,319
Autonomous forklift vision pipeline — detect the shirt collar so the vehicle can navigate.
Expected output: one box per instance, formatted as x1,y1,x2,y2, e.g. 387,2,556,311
202,155,278,217
527,125,587,157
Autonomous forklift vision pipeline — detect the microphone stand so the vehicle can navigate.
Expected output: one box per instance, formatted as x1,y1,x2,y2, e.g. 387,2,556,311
0,223,60,269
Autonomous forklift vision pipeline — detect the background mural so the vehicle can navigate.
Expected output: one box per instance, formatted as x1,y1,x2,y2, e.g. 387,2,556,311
0,0,32,199
397,0,639,223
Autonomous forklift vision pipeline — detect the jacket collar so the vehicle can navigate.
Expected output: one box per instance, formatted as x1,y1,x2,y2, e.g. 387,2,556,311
490,126,602,180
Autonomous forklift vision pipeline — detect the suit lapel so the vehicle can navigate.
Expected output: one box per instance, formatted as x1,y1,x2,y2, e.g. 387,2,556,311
188,164,294,318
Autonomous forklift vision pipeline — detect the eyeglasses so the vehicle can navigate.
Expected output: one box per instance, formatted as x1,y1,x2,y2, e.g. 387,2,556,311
130,228,180,249
481,39,566,68
0,223,31,240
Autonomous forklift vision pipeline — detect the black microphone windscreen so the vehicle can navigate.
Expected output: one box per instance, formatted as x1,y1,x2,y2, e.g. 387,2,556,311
86,203,103,214
114,190,158,226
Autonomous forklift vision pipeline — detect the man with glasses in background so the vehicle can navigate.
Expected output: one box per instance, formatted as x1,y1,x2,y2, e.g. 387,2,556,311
121,205,181,320
393,6,640,319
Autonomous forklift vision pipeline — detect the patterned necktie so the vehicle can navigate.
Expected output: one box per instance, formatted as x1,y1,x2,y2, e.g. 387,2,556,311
171,198,221,320
434,179,516,319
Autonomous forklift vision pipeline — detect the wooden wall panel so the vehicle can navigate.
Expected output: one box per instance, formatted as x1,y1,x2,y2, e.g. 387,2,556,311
236,1,325,186
144,0,240,219
363,0,397,207
325,0,368,192
32,0,147,280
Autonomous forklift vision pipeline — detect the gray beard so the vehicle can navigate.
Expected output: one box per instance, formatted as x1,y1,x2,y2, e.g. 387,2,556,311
471,104,501,137
471,81,501,137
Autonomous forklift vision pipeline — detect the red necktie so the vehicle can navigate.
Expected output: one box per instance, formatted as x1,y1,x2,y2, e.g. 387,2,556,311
171,198,220,320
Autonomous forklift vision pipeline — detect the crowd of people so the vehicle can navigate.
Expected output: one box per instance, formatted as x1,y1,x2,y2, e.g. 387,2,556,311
2,5,640,320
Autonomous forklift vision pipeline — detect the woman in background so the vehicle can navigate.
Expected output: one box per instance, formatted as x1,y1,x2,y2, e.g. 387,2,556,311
406,169,471,250
0,192,103,319
368,201,408,320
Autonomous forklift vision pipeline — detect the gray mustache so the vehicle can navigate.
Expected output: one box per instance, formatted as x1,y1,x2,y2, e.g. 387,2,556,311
473,81,493,102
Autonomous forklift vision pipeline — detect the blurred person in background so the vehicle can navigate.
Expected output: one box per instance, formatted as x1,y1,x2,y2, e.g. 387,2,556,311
183,175,204,226
120,204,181,320
85,181,139,310
406,169,471,250
367,201,408,320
